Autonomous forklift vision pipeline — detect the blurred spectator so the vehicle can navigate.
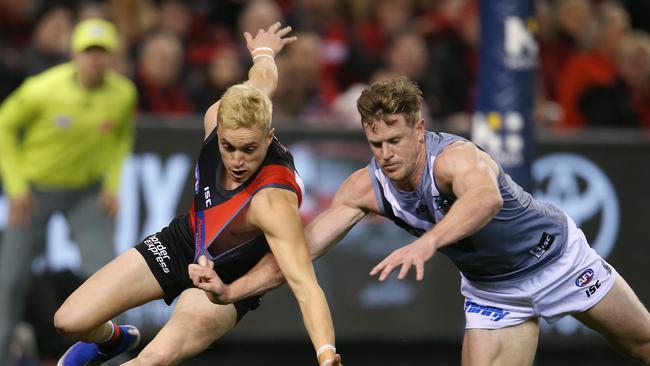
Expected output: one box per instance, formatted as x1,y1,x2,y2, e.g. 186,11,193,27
415,0,477,131
0,0,40,99
555,0,630,128
234,0,284,60
274,32,337,124
0,18,136,364
239,0,283,36
284,0,350,91
78,0,110,20
22,5,74,78
136,31,194,113
191,45,246,111
343,0,415,85
157,0,192,39
538,0,598,102
0,0,648,130
579,31,650,128
621,0,650,34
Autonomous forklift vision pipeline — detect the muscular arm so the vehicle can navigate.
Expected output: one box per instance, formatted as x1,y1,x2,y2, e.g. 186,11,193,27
202,23,296,137
248,188,335,363
217,169,375,302
371,141,503,281
425,141,503,249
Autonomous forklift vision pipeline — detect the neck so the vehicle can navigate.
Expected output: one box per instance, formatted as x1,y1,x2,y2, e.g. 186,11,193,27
76,72,103,90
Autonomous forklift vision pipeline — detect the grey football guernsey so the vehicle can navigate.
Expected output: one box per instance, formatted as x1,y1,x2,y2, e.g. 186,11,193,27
368,131,568,281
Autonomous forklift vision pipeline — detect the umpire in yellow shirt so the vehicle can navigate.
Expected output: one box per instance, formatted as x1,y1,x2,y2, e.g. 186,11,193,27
0,18,136,363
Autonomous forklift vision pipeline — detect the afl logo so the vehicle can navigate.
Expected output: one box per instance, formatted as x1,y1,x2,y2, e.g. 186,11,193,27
575,269,594,287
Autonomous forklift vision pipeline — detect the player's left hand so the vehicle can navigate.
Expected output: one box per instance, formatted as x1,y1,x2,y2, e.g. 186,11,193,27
98,190,118,218
370,238,436,282
244,21,297,57
188,255,233,304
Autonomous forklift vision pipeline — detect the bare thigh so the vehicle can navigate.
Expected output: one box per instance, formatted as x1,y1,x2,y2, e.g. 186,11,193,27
55,248,164,337
123,288,237,366
573,274,650,361
462,318,539,366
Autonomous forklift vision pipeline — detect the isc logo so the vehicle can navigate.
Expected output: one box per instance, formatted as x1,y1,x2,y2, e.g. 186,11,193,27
585,280,601,298
203,186,212,207
575,269,595,287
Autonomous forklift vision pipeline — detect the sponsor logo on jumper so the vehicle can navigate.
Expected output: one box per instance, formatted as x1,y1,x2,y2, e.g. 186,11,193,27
464,301,510,322
433,196,452,215
585,280,601,298
145,235,171,274
203,186,212,207
575,269,594,287
529,232,555,258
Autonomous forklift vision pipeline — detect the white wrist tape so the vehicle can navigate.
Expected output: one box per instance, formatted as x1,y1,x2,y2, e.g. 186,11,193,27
321,359,334,366
252,54,274,62
316,344,336,358
252,47,274,55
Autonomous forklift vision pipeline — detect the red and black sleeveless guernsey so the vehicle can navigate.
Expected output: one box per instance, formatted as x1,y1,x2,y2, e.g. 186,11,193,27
188,127,304,282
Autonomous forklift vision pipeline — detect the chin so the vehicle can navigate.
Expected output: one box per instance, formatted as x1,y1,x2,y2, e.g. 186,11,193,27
385,170,405,182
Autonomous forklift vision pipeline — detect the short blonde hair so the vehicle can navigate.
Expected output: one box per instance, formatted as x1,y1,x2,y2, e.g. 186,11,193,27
218,82,272,131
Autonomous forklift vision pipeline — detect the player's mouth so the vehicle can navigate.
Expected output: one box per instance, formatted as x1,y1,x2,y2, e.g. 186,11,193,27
383,162,399,172
230,169,247,180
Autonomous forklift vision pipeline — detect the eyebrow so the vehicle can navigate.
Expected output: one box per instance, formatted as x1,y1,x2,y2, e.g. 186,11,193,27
219,138,258,148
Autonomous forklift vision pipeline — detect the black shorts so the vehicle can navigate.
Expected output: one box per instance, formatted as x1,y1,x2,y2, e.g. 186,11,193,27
134,213,261,322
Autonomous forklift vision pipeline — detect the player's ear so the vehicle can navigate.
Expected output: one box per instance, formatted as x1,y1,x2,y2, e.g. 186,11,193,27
415,118,425,142
266,127,275,146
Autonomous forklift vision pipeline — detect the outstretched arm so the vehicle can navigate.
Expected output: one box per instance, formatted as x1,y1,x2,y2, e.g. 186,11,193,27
189,168,376,303
249,188,337,365
202,22,297,137
370,141,503,281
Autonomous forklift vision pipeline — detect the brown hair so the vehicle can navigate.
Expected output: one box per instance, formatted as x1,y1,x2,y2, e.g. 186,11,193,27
218,82,272,131
356,77,423,129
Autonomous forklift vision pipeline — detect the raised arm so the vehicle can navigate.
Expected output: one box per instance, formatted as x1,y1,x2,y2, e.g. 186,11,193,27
202,22,296,137
248,188,337,366
370,141,503,281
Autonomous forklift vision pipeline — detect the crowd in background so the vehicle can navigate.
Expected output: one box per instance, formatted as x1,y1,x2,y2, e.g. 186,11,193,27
1,0,649,130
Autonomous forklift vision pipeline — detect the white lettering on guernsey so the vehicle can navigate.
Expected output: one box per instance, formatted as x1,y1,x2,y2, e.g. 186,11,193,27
203,186,212,207
144,235,172,273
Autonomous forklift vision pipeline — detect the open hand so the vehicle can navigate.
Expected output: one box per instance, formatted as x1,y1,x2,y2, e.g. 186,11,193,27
188,255,232,304
370,239,436,282
244,22,297,57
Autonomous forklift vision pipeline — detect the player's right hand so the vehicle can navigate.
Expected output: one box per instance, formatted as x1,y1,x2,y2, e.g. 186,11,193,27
321,354,342,366
244,21,297,57
188,255,233,305
9,192,35,228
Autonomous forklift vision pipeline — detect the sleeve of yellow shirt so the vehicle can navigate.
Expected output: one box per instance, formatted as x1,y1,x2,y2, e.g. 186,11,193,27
102,81,137,194
0,78,40,197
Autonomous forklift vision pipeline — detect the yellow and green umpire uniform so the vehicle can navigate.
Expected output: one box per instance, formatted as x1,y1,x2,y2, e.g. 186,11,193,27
0,61,136,363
